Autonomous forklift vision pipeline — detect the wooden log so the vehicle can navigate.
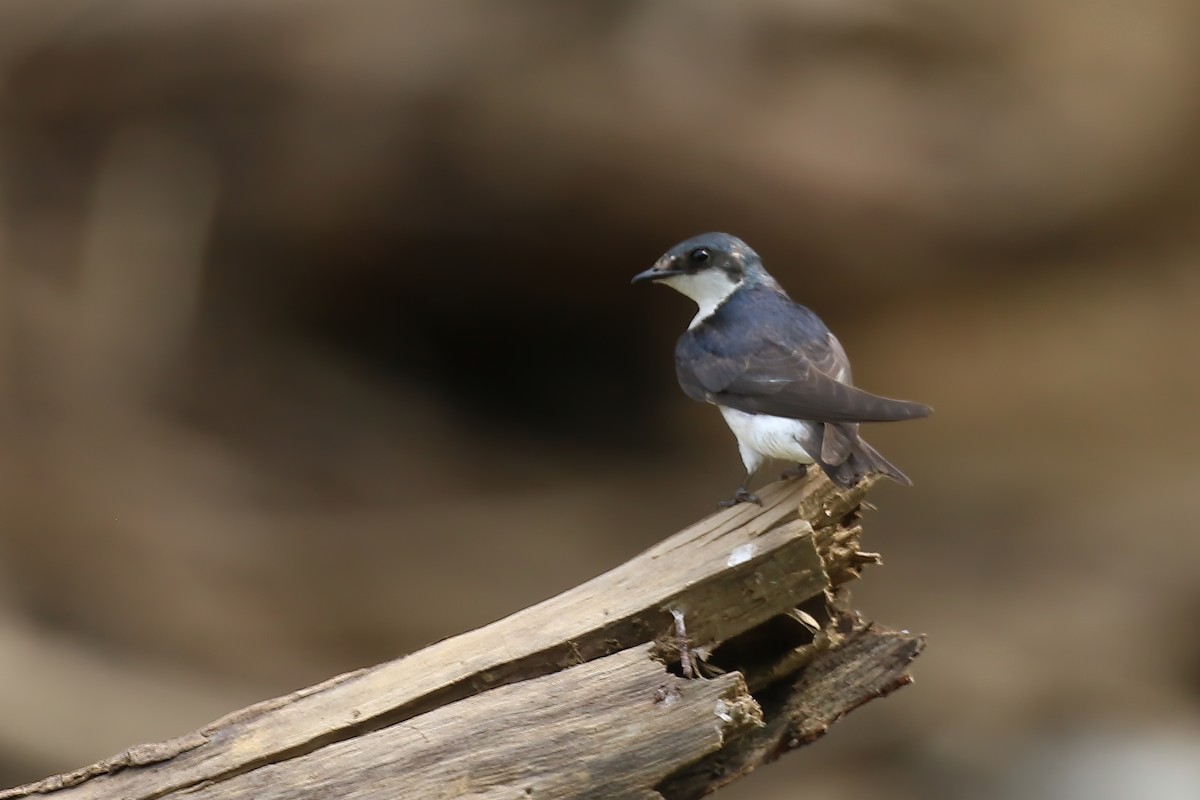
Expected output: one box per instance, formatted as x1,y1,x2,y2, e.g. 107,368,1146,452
1,473,923,800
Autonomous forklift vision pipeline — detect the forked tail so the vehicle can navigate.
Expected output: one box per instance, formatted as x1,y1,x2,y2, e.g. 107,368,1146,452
819,436,914,489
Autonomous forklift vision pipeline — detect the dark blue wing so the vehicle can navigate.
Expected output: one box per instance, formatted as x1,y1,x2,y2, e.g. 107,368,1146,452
675,286,931,423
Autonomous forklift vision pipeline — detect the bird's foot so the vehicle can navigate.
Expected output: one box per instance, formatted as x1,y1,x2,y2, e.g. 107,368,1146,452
779,463,809,481
718,487,762,508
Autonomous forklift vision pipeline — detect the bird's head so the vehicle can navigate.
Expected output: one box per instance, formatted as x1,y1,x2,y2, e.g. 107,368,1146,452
631,232,775,308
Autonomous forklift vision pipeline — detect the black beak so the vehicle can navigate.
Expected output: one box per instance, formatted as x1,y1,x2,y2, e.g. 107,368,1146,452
631,258,681,285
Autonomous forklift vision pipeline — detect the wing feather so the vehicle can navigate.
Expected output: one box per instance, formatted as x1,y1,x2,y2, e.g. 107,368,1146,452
675,286,931,423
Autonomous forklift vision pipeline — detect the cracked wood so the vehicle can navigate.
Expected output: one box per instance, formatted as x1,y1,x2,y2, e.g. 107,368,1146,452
2,472,920,800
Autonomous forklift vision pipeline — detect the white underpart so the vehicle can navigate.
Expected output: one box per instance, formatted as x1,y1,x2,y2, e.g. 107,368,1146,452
660,271,743,329
658,267,829,474
718,406,817,475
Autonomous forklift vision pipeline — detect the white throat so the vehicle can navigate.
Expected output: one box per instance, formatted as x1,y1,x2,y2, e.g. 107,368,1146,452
661,271,743,329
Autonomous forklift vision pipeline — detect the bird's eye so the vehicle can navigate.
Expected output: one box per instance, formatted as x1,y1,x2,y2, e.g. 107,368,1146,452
690,248,710,263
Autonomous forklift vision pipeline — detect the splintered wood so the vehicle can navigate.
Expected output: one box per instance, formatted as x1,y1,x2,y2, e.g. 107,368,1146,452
2,473,923,800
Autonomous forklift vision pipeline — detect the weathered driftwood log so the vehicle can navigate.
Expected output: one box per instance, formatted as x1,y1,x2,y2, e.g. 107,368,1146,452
2,473,923,800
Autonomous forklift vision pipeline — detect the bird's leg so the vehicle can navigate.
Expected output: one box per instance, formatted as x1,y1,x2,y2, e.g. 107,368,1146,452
780,463,809,481
721,448,764,507
718,476,762,508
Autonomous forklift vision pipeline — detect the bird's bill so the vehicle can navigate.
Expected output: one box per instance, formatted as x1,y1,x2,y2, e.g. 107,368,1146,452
630,258,683,285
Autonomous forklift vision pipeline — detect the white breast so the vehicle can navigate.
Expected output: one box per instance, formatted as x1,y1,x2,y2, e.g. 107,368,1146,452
718,406,817,466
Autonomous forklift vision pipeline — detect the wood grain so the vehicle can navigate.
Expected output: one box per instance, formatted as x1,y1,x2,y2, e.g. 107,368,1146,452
2,472,920,800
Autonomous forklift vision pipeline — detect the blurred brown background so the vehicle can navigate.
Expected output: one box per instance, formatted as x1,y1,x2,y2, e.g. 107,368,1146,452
2,1,1200,798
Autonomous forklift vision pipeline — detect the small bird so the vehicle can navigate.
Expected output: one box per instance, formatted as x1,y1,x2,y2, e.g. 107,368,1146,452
632,232,932,506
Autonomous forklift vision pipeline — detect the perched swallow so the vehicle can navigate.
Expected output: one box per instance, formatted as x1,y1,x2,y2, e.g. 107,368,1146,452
633,232,932,506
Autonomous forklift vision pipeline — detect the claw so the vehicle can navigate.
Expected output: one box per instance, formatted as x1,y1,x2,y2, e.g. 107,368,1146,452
718,487,763,508
780,463,809,481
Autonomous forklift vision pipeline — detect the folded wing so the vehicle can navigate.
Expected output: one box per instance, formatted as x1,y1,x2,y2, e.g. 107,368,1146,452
676,302,932,424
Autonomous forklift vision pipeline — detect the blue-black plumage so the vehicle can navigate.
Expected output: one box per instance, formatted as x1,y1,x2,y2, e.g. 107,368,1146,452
633,232,932,506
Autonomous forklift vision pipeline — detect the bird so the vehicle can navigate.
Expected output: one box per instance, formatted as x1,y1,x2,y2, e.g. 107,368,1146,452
632,232,932,507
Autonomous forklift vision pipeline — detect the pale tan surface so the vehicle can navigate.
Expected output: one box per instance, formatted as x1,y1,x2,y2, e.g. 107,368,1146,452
2,2,1200,798
1,477,913,799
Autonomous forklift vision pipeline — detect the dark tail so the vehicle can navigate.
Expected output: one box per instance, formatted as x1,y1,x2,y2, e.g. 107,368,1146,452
819,436,914,489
